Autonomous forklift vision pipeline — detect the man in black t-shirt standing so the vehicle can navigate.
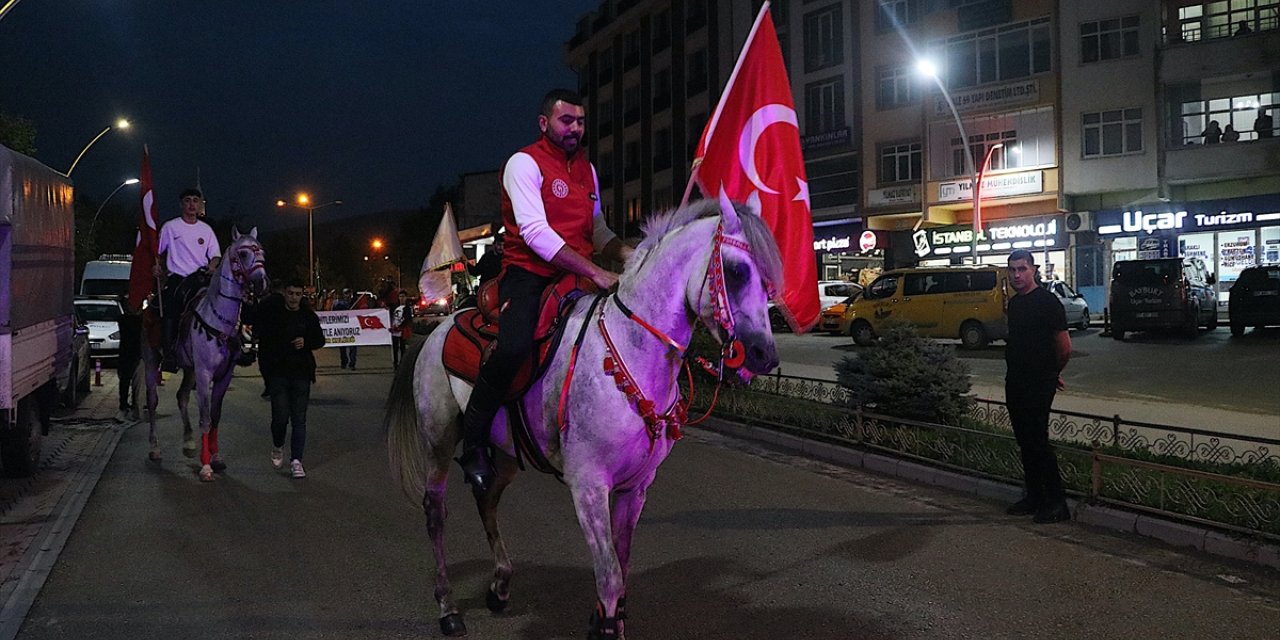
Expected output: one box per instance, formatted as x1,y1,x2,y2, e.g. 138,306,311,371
1004,249,1073,524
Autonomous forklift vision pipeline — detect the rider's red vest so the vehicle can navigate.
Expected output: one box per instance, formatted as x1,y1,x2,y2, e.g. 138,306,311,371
500,136,596,278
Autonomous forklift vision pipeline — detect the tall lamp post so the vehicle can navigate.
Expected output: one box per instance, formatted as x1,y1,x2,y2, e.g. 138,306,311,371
916,60,983,263
67,118,131,176
973,142,1005,264
89,177,140,239
276,194,342,291
368,238,400,289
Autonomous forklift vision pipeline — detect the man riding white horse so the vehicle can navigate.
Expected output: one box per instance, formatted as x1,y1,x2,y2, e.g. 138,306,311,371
457,88,633,492
153,187,221,372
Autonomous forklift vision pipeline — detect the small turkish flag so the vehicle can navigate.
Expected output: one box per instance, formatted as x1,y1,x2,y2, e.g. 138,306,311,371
694,3,819,333
357,315,386,330
127,147,161,310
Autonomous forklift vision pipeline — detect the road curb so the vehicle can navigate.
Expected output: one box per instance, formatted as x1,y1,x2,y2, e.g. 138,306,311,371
698,416,1279,572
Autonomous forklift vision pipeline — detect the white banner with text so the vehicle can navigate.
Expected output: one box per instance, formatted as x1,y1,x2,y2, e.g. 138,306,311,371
316,309,392,347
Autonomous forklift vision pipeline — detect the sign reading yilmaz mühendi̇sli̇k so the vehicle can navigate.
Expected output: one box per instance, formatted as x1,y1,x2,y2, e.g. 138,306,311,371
316,309,392,347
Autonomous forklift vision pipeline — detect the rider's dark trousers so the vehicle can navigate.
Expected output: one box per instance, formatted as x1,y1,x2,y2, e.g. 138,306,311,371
267,376,311,462
1006,378,1066,506
461,266,552,449
116,312,142,411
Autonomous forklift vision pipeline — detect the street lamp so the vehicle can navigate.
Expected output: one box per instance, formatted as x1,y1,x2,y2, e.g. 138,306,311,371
973,142,1004,261
917,59,982,263
368,237,400,289
89,177,140,238
276,193,342,291
67,118,131,176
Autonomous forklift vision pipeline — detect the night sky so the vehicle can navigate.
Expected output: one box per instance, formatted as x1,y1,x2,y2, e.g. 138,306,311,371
0,1,597,227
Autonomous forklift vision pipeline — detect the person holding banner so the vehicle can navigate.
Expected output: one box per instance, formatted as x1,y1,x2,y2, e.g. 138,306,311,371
153,188,221,371
457,89,633,493
333,288,359,369
244,277,326,478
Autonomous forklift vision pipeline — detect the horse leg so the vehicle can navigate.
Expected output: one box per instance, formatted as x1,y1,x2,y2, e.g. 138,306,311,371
192,367,216,482
608,476,654,633
472,453,519,614
422,465,468,637
571,483,624,639
206,370,234,473
178,369,198,458
144,349,163,461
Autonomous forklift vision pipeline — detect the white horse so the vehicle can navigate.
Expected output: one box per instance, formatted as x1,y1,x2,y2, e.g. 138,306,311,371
386,197,782,638
142,228,268,481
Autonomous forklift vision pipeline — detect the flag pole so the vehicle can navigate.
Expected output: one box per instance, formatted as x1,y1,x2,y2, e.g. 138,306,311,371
679,1,772,207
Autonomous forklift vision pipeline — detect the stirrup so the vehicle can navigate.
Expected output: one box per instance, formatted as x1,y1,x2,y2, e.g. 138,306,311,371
456,447,494,493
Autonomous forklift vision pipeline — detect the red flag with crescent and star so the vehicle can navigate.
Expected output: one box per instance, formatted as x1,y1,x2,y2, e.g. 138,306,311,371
357,314,386,330
127,147,161,310
693,2,819,333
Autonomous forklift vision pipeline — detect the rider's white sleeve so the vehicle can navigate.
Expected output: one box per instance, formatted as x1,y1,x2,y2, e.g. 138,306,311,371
504,152,566,262
590,164,618,253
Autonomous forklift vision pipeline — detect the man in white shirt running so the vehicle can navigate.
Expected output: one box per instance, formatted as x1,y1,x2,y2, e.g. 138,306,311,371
153,188,222,370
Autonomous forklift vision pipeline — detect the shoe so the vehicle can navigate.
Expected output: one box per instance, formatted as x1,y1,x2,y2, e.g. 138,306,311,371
1033,501,1071,524
130,408,141,421
456,447,494,493
271,447,284,469
1005,497,1039,516
290,459,306,479
161,355,179,373
114,409,130,423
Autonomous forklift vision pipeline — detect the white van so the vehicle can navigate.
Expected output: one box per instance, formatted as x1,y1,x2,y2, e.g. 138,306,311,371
80,254,132,298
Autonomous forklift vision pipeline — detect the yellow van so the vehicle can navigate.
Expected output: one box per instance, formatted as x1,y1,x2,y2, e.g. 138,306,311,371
842,266,1010,348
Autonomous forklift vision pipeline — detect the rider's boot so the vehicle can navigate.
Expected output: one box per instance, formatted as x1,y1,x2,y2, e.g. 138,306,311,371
160,316,179,373
456,377,503,494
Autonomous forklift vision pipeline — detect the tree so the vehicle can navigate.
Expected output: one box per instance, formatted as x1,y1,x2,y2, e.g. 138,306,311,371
834,321,974,424
0,112,36,155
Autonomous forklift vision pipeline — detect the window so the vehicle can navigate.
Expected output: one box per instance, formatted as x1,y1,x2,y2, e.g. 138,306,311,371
877,0,913,32
687,112,707,158
805,77,845,134
653,67,671,112
653,9,671,51
933,17,1052,90
1177,0,1280,42
624,140,641,181
929,107,1056,179
1081,16,1140,63
806,154,858,210
598,47,614,86
597,99,613,138
804,5,843,72
653,185,674,212
623,85,641,126
653,127,672,171
1082,108,1143,157
687,48,708,95
879,142,922,184
1174,90,1278,145
904,273,945,296
867,274,900,299
598,151,614,187
950,130,1019,176
876,65,918,109
686,0,706,33
623,31,641,70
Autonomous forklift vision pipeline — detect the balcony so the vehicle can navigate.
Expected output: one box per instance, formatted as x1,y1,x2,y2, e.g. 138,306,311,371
1164,137,1280,184
1161,21,1280,81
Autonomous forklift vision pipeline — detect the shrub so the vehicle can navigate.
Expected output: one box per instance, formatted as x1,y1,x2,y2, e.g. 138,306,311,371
834,321,973,424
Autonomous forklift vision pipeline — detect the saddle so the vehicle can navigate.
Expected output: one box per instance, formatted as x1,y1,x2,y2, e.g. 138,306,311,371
442,271,596,402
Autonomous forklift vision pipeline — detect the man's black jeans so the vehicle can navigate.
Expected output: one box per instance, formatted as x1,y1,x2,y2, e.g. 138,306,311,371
1005,379,1065,506
267,376,311,461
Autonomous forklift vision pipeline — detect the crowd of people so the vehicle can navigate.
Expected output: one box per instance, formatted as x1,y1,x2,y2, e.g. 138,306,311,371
1201,107,1274,144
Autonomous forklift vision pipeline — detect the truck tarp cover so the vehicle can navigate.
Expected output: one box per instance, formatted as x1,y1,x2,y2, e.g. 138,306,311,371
1,144,75,332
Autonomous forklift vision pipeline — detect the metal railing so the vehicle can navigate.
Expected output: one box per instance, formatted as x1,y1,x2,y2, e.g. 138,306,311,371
690,373,1280,540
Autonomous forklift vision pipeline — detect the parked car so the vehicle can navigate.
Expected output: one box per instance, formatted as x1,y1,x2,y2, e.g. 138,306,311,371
74,297,124,357
1039,280,1090,331
418,293,453,317
1109,256,1217,340
1228,264,1280,336
843,266,1010,348
817,287,865,335
770,280,862,331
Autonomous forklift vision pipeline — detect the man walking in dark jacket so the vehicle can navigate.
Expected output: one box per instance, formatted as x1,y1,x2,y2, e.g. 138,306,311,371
245,277,326,478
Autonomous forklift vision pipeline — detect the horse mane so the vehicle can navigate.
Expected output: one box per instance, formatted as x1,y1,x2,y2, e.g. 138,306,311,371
634,198,785,291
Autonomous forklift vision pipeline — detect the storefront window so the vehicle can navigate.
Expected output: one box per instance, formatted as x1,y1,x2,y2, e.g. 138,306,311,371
1261,226,1280,263
1179,232,1215,270
1112,236,1137,263
1217,231,1257,283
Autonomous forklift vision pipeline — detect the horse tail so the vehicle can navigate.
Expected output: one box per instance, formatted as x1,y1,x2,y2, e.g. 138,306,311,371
384,337,431,504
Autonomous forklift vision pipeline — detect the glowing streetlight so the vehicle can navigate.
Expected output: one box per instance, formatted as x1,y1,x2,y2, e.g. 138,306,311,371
917,58,983,263
89,177,140,238
276,193,342,290
67,118,131,176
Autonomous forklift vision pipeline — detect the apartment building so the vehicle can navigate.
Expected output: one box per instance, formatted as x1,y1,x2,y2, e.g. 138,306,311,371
859,0,1067,279
1062,0,1280,312
565,0,863,280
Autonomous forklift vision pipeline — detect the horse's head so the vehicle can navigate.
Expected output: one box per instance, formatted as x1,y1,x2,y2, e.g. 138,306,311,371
691,194,781,380
228,226,269,298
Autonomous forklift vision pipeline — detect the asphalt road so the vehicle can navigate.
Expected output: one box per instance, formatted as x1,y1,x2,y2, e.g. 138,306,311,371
12,347,1280,639
772,326,1280,419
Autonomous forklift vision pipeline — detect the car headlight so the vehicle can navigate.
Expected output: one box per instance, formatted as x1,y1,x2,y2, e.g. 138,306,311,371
109,331,120,340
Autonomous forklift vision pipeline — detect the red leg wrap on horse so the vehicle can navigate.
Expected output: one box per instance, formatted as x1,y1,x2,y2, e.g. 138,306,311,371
201,432,212,466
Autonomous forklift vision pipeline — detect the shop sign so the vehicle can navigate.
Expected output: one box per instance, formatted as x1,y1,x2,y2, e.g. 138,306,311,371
935,80,1038,117
859,231,878,252
801,127,850,151
911,215,1064,258
1096,195,1280,235
938,170,1043,203
812,222,861,254
867,184,920,207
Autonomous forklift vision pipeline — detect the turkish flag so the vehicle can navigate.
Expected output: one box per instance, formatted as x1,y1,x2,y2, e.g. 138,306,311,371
127,147,161,310
357,315,386,330
694,4,819,333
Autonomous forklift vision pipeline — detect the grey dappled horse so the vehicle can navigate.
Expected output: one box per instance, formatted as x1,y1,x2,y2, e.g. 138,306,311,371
143,228,268,481
386,197,782,638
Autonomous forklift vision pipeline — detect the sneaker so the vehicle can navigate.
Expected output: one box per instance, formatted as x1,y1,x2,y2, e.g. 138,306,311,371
114,409,130,423
1005,497,1039,516
271,447,284,469
1032,501,1071,524
290,459,306,479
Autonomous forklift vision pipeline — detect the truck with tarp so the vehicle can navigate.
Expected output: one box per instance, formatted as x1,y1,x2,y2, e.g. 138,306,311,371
0,143,80,476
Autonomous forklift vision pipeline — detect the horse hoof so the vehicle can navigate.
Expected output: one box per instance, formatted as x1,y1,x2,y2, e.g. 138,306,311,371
210,458,227,473
182,446,197,459
439,613,467,637
198,465,215,482
486,587,509,613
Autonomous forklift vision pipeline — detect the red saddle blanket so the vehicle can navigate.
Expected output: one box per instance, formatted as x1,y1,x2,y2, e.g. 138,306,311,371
442,272,596,401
